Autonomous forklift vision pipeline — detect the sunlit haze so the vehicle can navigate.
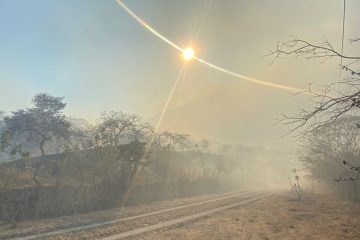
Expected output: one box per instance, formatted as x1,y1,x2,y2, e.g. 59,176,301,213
183,48,195,60
1,1,360,239
0,0,359,148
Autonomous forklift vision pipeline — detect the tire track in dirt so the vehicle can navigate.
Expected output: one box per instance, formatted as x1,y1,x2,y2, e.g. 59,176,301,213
7,190,259,240
99,192,270,240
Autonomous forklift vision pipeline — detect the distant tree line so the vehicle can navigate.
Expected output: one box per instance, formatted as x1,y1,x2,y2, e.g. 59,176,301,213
0,93,208,162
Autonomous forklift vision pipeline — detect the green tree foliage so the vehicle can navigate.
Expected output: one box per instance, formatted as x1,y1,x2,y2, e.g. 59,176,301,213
2,93,71,156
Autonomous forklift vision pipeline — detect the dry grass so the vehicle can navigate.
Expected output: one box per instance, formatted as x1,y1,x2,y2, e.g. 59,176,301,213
133,192,360,240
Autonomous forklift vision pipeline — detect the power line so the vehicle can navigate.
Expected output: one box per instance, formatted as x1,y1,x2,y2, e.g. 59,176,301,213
339,0,346,81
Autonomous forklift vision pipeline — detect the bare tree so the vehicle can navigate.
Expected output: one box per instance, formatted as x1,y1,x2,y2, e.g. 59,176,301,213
268,36,360,64
267,35,360,134
95,111,141,146
300,116,360,199
172,133,192,151
127,122,155,143
158,132,192,151
66,117,94,151
197,138,210,153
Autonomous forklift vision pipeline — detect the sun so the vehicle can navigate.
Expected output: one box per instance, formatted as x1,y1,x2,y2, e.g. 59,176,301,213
182,47,195,60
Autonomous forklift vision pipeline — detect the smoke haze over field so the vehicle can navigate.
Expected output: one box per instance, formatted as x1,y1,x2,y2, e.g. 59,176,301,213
1,0,360,150
2,3,360,237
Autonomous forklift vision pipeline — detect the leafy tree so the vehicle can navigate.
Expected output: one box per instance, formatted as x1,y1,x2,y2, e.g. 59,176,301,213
0,129,30,161
0,94,71,185
2,93,71,156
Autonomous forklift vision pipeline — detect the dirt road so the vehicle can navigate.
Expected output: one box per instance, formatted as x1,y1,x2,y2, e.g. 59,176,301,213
2,190,267,240
128,192,360,240
2,191,359,240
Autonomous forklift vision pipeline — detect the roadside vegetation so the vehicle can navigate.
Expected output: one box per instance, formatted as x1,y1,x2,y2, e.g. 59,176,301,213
0,93,245,223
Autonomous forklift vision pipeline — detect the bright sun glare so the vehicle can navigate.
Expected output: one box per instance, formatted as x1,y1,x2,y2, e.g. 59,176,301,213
183,47,195,60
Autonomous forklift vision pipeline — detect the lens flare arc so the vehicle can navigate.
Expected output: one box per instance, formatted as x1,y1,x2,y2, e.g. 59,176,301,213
115,0,302,93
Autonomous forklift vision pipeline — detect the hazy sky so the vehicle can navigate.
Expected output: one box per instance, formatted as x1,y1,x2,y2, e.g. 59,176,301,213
1,0,359,146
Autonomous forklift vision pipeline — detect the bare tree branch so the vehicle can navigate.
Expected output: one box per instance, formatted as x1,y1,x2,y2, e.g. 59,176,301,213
267,36,360,65
268,35,360,136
